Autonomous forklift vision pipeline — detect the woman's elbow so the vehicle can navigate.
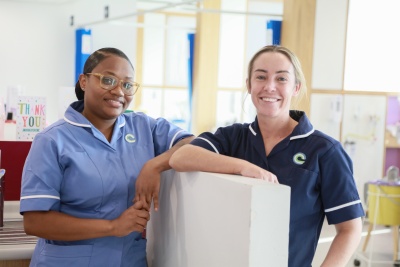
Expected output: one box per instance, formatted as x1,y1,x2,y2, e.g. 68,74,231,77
169,147,190,171
23,211,45,237
168,153,176,169
23,213,37,236
169,153,182,170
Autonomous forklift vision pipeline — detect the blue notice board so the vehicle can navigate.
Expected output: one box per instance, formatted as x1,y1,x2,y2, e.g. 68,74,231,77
266,20,282,45
75,28,92,82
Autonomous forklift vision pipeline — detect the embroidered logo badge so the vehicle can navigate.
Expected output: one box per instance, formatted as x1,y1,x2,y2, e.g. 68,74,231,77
293,152,306,165
125,134,136,143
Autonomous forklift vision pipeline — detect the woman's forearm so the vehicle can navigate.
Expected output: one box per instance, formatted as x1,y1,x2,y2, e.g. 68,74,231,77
24,211,114,241
321,218,362,267
24,201,150,241
145,136,195,173
169,144,246,174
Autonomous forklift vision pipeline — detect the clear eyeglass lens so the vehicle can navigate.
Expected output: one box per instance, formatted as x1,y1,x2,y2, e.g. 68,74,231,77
122,82,133,90
94,74,137,95
101,76,117,88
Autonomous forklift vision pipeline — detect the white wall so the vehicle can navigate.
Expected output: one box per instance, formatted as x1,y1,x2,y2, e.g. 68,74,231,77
0,1,138,126
311,0,347,90
310,94,342,140
147,170,291,267
341,95,386,204
344,0,400,92
0,1,75,125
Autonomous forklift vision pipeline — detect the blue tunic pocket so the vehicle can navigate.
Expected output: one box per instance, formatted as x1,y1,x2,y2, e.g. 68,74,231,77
123,238,147,267
279,166,317,185
38,243,93,266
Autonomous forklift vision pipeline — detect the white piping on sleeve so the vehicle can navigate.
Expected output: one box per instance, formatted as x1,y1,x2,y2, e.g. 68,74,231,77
324,200,361,213
20,195,60,200
197,137,220,154
169,130,184,149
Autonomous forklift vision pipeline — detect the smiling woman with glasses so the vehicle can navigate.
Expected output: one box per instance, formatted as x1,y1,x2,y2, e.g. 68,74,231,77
85,72,140,96
20,47,194,267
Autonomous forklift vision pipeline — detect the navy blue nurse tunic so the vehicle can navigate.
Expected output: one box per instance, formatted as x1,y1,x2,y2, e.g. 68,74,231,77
190,110,365,267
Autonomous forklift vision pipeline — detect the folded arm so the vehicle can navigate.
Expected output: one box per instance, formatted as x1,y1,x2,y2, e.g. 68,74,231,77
169,144,278,182
23,200,150,241
134,136,195,210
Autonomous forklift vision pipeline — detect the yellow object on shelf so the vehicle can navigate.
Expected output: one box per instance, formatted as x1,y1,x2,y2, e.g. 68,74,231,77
367,182,400,225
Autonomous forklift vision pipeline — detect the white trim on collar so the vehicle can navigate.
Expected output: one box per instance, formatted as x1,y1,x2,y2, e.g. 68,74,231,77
290,128,315,140
249,125,257,136
118,119,126,128
63,116,91,128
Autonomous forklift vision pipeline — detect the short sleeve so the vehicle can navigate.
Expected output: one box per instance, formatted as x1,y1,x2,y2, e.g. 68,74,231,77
320,143,365,224
151,117,193,156
190,126,234,155
20,133,62,213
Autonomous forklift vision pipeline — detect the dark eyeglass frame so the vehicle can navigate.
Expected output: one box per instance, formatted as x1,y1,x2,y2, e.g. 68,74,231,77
85,73,140,96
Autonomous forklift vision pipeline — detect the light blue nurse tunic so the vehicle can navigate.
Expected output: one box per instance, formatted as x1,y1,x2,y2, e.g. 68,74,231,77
20,100,193,267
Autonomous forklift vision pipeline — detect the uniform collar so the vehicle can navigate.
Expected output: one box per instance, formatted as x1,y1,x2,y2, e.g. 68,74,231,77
63,100,91,127
288,110,314,140
63,100,126,147
63,100,126,128
249,110,314,140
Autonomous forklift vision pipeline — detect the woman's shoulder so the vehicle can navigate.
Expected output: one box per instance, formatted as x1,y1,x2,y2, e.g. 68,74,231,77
122,111,154,124
311,129,341,145
123,111,164,121
39,118,69,135
308,130,348,158
29,119,71,148
209,122,254,141
215,122,252,133
123,111,178,128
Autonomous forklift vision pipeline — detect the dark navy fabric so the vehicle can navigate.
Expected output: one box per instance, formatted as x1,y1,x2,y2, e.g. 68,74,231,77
191,110,365,267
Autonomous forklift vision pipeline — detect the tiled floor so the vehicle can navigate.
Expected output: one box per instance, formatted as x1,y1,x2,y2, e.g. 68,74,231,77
312,219,399,267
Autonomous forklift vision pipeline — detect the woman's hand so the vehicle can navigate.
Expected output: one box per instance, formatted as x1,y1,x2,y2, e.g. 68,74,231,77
23,204,150,241
134,136,195,211
239,161,279,183
111,201,150,237
134,161,161,211
170,144,279,183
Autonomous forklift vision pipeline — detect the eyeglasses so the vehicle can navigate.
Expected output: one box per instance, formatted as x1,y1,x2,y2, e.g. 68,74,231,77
85,73,140,96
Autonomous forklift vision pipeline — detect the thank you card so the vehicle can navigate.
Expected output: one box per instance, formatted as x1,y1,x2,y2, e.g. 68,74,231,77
16,96,46,140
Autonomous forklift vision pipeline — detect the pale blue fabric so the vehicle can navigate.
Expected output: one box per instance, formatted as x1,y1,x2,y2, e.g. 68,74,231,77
20,100,192,267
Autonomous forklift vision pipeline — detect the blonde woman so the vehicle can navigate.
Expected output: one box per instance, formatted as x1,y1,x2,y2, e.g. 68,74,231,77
170,45,364,267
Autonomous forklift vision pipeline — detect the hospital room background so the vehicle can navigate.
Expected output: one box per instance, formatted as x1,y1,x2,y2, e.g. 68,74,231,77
0,0,399,266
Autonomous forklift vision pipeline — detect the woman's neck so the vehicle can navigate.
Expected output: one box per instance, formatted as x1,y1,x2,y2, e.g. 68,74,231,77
258,115,298,156
81,110,115,142
258,115,298,139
